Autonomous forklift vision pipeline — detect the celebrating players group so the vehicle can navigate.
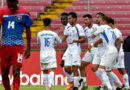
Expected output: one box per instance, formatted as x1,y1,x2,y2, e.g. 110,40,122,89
0,0,130,90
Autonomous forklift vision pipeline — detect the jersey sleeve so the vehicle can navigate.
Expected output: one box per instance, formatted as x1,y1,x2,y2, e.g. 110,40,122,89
64,27,68,35
37,32,40,44
79,26,85,36
0,8,3,24
115,29,122,39
24,15,33,28
94,26,103,36
55,33,62,44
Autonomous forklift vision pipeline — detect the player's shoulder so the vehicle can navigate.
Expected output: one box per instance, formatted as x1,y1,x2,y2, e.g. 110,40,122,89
75,24,83,29
65,23,71,29
92,24,99,28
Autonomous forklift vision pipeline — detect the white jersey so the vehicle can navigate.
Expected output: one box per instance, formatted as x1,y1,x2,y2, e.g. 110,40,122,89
94,25,116,49
84,24,99,45
64,24,85,48
114,28,123,52
37,30,62,63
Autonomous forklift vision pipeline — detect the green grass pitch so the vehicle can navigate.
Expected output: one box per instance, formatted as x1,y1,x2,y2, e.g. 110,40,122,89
0,85,98,90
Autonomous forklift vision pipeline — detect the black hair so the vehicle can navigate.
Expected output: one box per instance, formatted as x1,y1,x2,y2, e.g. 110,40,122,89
108,17,115,25
68,12,77,19
96,12,105,17
83,14,92,19
102,16,109,23
61,12,68,16
43,18,51,26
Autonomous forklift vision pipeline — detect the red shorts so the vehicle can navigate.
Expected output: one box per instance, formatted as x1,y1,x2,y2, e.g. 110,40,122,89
0,45,23,68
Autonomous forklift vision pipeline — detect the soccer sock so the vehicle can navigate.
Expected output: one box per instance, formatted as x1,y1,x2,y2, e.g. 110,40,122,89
107,72,122,88
74,77,79,87
108,74,116,89
13,77,20,90
63,68,73,83
48,71,54,87
123,74,129,88
3,78,11,90
43,74,48,88
78,69,81,79
97,68,112,89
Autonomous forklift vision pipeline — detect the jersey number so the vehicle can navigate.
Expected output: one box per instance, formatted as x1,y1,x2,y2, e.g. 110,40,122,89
17,53,23,63
8,21,15,29
44,38,50,47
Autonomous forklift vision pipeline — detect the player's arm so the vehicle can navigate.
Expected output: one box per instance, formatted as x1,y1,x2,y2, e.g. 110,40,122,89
115,38,123,52
55,33,62,44
24,27,31,59
73,36,86,43
91,27,103,39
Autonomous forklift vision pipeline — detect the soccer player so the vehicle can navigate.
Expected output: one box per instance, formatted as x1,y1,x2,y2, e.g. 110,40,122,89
61,12,86,90
90,16,123,89
109,18,130,90
0,0,33,90
79,14,99,90
59,13,74,90
37,18,62,90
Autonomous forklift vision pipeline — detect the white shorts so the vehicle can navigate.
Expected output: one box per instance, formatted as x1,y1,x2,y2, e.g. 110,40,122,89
100,47,118,71
64,48,81,66
40,62,57,70
62,50,68,61
114,51,125,69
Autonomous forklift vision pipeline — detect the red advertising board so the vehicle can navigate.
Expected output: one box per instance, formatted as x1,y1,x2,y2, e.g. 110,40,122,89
0,52,123,85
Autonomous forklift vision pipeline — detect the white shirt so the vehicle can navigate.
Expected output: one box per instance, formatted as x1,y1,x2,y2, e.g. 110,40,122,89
94,25,116,49
37,30,62,62
114,28,123,52
84,24,99,45
64,24,85,48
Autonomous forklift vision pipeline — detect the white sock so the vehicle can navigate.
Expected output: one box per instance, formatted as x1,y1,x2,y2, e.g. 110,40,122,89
63,68,73,83
43,74,48,88
123,74,129,88
108,74,116,89
97,68,112,89
48,71,54,87
107,72,122,88
78,69,81,79
74,77,79,87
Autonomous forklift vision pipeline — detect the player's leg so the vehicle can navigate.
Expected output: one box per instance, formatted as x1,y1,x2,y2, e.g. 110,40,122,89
12,65,21,90
48,68,55,89
118,68,130,89
1,66,11,90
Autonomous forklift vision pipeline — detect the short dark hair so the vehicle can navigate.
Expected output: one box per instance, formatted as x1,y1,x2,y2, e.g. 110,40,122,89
43,18,51,26
102,16,109,23
68,12,77,19
108,17,115,25
96,12,105,17
61,12,68,16
83,14,92,19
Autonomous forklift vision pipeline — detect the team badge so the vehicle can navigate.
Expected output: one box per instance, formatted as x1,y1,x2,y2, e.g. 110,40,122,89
17,16,22,22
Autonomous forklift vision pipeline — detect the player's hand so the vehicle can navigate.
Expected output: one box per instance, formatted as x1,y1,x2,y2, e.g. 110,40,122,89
60,60,64,67
92,27,97,33
88,45,92,52
24,49,30,59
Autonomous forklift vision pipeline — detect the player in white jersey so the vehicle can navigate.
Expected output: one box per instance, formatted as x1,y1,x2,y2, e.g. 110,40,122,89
61,12,86,90
89,16,123,90
108,18,130,89
37,18,62,90
59,13,74,90
79,14,99,90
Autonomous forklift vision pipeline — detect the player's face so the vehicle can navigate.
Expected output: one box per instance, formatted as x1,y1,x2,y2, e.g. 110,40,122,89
61,15,68,26
84,17,91,26
68,15,76,26
96,14,102,25
7,0,18,13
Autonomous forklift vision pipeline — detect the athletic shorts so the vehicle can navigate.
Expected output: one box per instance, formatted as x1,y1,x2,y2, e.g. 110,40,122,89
100,47,118,71
40,62,57,70
62,50,68,61
0,45,23,68
64,48,81,66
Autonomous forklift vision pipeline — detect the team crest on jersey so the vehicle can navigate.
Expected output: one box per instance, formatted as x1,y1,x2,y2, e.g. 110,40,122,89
17,16,22,22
